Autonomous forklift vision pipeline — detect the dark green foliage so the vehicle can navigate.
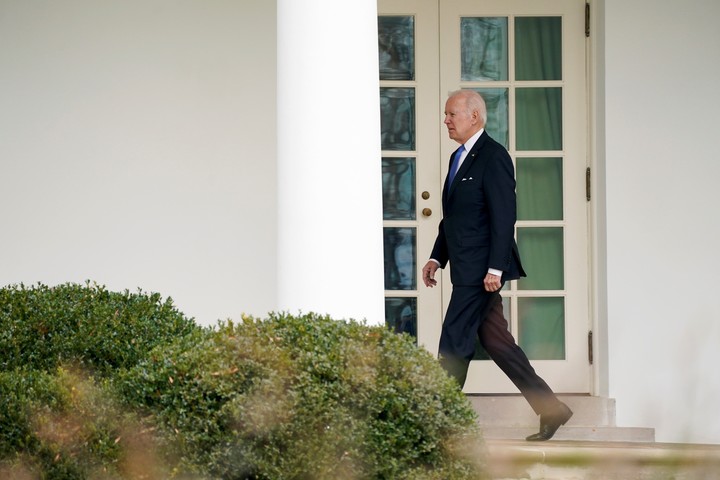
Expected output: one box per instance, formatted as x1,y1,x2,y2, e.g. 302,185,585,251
0,284,485,479
0,282,199,375
117,312,485,479
0,367,143,479
0,282,199,478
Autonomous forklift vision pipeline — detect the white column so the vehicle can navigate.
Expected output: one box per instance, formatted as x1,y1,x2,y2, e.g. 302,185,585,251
277,0,385,324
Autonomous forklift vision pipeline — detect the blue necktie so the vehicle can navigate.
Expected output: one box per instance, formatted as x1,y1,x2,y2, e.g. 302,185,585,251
448,145,465,185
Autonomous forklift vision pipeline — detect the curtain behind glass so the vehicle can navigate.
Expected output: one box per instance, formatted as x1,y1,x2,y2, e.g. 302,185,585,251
515,17,562,151
514,17,565,360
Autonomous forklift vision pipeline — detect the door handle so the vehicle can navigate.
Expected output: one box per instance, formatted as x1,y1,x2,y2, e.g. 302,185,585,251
422,208,432,217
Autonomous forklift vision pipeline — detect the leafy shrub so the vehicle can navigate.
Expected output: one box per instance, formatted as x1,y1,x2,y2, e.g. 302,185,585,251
0,367,158,479
0,282,200,375
117,312,486,479
1,283,486,479
0,282,198,479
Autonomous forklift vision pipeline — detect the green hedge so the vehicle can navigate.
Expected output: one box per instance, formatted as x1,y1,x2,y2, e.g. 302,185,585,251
0,282,200,478
117,313,485,479
0,367,140,479
0,283,486,479
0,282,199,375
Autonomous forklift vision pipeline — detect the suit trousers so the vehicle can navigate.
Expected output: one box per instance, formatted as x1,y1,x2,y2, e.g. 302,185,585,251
438,286,562,416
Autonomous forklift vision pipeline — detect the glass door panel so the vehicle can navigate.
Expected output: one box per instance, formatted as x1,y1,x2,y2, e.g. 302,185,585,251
515,16,562,81
385,297,418,337
517,227,565,290
515,87,563,151
382,157,416,221
516,157,563,221
383,227,417,291
460,17,508,81
380,87,416,151
379,16,415,81
518,297,565,360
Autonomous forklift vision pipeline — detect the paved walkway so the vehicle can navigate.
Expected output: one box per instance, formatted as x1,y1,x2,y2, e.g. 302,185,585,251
484,439,720,480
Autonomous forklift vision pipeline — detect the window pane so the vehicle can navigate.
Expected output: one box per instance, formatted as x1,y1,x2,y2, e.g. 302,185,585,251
516,87,562,151
380,88,415,151
382,157,416,220
461,17,508,81
385,297,417,340
518,297,565,360
378,16,415,81
517,157,563,220
515,17,562,81
473,296,511,360
383,227,416,290
472,88,508,149
517,227,564,290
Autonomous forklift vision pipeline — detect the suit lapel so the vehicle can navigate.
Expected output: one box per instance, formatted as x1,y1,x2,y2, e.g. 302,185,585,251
447,131,488,198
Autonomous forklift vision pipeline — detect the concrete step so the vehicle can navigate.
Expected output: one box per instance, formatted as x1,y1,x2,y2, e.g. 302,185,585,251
468,395,616,427
468,395,655,443
481,425,655,443
485,439,720,480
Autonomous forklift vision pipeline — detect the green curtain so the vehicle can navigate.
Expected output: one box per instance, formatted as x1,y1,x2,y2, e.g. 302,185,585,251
515,16,562,151
514,17,565,360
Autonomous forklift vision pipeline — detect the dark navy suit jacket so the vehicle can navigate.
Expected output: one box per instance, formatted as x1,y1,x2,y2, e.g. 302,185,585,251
430,131,526,286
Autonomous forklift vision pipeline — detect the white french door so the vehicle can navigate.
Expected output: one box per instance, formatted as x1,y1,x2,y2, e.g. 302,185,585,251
379,0,590,393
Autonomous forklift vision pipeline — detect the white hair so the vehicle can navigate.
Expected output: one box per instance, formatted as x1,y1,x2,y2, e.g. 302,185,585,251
448,89,487,125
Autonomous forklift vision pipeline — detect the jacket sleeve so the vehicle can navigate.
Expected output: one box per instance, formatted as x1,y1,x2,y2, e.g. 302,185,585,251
429,218,449,268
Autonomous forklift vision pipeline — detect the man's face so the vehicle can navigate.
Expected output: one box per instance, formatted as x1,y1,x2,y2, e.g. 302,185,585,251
444,96,478,144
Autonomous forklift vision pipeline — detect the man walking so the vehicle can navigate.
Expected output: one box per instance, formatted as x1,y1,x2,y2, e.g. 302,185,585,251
422,90,572,441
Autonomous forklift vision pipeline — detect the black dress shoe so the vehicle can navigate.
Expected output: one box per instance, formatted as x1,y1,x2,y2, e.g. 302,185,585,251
525,402,573,441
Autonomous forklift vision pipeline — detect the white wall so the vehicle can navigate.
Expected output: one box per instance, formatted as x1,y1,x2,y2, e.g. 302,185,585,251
604,0,720,444
0,0,278,325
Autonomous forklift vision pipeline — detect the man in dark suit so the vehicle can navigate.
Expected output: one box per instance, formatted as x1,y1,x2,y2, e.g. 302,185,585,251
421,90,572,441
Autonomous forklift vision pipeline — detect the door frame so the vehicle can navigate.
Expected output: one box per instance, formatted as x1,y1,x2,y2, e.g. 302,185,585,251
378,0,603,396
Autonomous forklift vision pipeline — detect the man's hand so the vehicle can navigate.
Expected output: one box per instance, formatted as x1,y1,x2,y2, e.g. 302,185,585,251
484,272,502,292
422,261,439,287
